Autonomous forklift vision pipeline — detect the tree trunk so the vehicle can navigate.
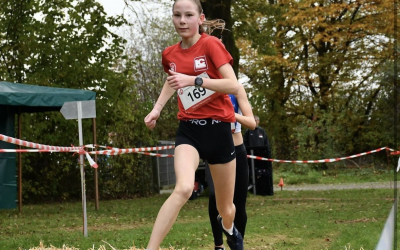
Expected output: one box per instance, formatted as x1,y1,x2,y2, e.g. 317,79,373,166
201,0,239,76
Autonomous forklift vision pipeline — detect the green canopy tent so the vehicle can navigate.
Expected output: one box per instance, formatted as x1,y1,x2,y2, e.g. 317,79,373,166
0,81,97,211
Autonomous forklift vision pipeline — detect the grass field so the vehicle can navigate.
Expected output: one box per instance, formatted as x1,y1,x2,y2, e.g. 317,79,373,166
0,186,398,250
272,163,395,185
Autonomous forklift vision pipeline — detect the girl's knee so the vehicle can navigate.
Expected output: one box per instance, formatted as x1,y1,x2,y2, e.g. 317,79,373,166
216,205,235,219
173,184,194,200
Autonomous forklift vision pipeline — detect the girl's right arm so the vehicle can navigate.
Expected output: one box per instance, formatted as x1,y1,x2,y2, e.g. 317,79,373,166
235,84,256,130
144,80,176,130
166,64,240,95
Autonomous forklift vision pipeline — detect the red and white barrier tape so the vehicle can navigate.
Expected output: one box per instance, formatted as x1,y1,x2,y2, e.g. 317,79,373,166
247,147,393,163
84,151,97,168
0,134,175,168
84,144,119,150
86,144,118,149
87,145,175,156
0,134,81,152
1,134,397,168
137,152,174,158
0,149,71,153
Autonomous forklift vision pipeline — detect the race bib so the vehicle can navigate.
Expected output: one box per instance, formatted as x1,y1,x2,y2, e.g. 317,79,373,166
178,72,220,113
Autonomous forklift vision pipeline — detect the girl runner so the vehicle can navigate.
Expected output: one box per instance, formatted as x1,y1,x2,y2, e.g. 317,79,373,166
144,0,243,249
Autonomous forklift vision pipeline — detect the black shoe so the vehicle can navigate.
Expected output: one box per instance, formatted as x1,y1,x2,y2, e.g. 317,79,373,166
214,247,225,250
217,215,244,250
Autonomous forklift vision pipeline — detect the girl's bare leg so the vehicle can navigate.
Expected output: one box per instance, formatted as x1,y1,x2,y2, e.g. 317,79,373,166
209,159,236,229
146,144,199,250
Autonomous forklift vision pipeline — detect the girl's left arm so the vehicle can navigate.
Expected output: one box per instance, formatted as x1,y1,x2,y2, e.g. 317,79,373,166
203,63,240,95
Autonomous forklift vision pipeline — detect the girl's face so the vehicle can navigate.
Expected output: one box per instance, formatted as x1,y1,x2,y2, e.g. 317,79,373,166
172,0,204,39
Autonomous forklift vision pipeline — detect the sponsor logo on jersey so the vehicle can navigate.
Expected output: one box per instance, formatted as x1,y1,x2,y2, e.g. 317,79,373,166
169,63,176,72
194,56,208,72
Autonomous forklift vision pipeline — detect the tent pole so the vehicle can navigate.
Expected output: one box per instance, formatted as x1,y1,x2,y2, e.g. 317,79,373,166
93,118,99,210
18,109,22,213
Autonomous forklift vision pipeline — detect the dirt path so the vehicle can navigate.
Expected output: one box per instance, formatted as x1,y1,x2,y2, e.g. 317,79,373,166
274,181,400,191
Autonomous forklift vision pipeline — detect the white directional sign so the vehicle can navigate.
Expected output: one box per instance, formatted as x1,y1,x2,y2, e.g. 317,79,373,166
60,100,96,237
60,100,96,120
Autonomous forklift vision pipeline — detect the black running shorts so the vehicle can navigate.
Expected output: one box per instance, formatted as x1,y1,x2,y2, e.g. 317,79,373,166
175,119,236,164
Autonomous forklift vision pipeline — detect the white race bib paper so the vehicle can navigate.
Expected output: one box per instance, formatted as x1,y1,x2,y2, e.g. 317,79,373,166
178,72,220,113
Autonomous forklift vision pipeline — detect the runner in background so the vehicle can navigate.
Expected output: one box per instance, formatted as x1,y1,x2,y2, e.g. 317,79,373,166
144,0,244,249
206,84,255,250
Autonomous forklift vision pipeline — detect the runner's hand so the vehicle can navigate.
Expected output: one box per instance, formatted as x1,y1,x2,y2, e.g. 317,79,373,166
144,109,160,130
167,70,195,90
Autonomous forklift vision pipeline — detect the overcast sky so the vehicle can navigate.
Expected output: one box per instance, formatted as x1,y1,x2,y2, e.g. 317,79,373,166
97,0,126,16
96,0,171,18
